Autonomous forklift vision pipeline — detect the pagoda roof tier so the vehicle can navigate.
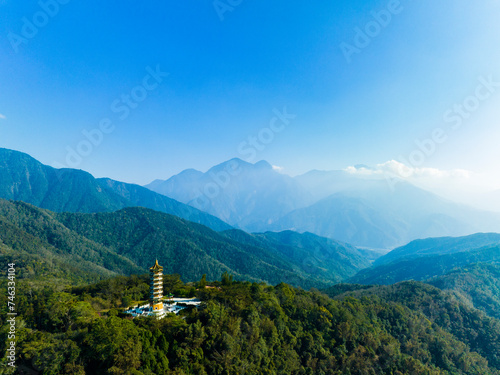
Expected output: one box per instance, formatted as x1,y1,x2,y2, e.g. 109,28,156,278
149,259,163,272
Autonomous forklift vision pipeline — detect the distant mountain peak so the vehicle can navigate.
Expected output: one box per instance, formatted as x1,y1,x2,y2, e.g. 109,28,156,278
177,168,203,177
205,158,275,175
254,160,273,170
208,158,251,172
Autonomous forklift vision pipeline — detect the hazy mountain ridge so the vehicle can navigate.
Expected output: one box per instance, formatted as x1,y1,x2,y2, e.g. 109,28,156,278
4,148,499,251
147,158,500,249
146,158,313,230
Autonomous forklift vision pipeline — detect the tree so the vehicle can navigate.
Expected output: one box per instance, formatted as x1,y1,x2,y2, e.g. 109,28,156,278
86,316,142,373
122,296,132,308
221,272,233,286
199,274,207,289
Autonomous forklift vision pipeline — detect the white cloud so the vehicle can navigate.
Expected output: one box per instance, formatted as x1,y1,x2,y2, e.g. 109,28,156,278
344,165,376,176
345,160,472,181
0,113,5,120
272,165,284,173
377,160,471,180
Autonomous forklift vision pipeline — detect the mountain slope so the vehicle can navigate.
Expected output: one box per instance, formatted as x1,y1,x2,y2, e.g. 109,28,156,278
349,243,500,285
325,281,500,370
56,208,369,288
374,233,500,266
268,193,405,249
428,263,500,321
0,199,143,283
220,229,371,282
270,182,500,248
0,148,231,231
348,233,500,285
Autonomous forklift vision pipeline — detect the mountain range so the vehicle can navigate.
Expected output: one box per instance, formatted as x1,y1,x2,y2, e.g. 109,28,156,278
147,159,312,230
4,147,500,286
3,148,499,250
0,148,230,231
0,198,369,288
146,158,500,249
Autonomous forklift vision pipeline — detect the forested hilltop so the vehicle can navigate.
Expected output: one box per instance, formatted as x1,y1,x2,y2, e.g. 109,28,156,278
2,269,500,374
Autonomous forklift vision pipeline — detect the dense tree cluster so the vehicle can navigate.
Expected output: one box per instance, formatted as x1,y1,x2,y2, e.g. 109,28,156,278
1,273,499,374
327,280,500,370
428,263,500,321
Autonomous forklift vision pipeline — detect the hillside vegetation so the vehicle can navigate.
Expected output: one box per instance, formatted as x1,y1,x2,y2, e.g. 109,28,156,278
2,274,499,374
428,263,500,321
374,233,500,266
349,233,500,285
325,281,500,370
0,199,368,289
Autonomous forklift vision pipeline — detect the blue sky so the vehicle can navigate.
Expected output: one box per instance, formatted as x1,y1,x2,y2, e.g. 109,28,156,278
1,0,500,188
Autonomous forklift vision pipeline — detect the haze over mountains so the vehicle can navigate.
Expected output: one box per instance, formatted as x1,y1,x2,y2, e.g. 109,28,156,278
471,189,500,212
147,159,313,231
147,158,500,249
